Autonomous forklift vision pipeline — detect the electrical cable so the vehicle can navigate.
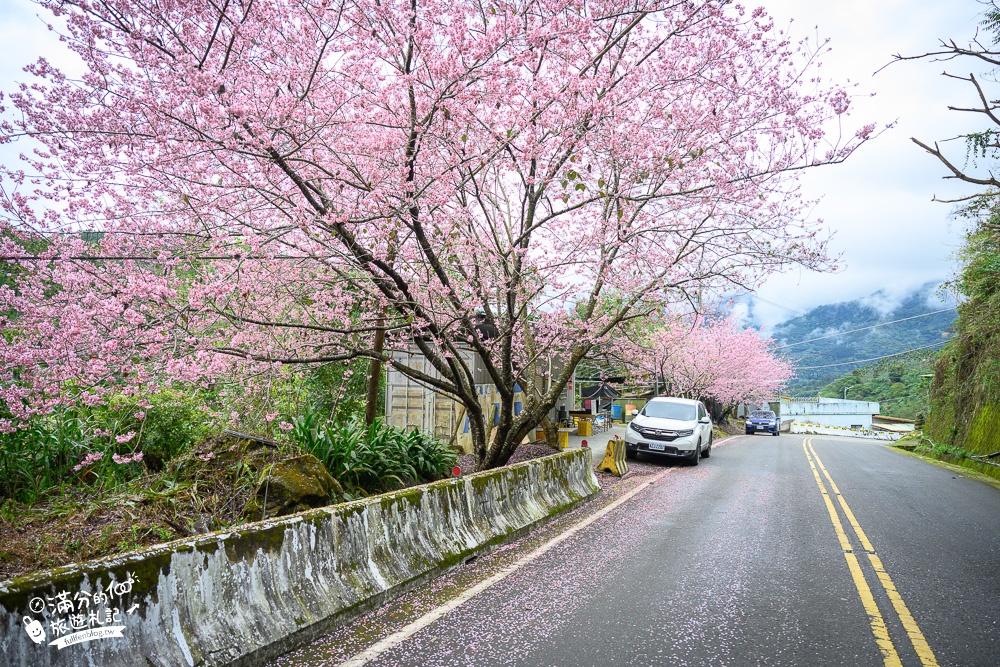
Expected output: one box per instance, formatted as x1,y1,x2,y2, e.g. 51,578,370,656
746,293,807,316
774,308,957,350
794,341,948,370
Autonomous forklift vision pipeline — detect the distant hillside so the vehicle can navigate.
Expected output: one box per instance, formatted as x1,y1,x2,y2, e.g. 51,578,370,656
769,283,956,396
816,351,937,420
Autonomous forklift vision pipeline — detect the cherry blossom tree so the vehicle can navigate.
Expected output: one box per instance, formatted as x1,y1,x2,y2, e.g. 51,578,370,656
670,317,793,405
0,0,869,469
609,314,793,414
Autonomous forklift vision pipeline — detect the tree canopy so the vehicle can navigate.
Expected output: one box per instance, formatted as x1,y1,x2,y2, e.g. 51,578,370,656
0,0,870,468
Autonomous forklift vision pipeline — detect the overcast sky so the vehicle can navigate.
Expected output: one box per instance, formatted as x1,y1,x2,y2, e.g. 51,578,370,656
743,0,989,327
0,0,992,328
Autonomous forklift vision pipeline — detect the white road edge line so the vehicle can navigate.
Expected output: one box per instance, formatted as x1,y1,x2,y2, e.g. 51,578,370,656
337,466,676,667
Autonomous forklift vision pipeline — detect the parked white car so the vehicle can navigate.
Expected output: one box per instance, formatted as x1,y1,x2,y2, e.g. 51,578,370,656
625,397,713,465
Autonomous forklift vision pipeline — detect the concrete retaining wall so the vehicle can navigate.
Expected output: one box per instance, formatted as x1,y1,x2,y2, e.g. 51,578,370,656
1,449,599,667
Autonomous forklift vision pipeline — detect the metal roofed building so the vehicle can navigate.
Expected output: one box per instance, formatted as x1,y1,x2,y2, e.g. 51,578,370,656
871,414,917,433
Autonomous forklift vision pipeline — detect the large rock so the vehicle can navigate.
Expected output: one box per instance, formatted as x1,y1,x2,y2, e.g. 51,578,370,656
244,454,343,519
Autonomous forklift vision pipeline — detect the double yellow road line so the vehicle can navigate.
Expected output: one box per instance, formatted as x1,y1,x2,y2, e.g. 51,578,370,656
802,438,938,667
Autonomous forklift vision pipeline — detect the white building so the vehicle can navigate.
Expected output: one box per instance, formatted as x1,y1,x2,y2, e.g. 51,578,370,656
782,397,880,430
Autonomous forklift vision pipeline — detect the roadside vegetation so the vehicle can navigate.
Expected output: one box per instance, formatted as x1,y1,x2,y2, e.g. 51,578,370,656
817,349,939,421
0,363,461,581
890,2,1000,481
894,433,1000,485
923,199,1000,466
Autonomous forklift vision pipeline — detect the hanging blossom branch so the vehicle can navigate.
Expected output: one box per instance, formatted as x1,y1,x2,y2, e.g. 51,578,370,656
0,0,870,467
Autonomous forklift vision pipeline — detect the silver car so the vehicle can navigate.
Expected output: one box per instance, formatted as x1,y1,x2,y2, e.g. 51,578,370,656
625,397,713,465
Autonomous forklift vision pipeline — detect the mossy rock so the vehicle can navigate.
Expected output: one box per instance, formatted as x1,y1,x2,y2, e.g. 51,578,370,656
244,454,343,519
166,432,274,481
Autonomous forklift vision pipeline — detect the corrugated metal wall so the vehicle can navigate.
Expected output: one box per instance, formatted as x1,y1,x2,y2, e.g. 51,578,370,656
384,348,527,454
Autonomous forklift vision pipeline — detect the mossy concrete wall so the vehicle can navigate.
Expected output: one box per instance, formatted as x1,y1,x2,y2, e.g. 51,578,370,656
1,449,598,667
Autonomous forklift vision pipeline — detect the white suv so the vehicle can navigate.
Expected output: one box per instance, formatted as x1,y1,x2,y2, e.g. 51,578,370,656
625,397,713,465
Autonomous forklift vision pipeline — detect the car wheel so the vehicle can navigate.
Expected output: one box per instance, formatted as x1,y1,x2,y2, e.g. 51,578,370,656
773,429,779,436
625,447,636,460
701,433,712,458
690,441,701,466
745,430,753,435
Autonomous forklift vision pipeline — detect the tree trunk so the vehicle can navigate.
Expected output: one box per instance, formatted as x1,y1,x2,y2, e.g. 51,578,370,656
364,325,386,426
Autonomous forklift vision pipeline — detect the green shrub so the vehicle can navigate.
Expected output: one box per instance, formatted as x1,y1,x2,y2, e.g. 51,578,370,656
291,409,456,495
86,388,213,472
0,386,219,504
0,410,89,503
125,390,212,470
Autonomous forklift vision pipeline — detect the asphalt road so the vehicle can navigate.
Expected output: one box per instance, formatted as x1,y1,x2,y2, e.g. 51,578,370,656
271,434,1000,667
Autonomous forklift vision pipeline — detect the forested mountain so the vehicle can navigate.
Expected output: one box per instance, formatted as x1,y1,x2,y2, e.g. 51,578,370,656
766,283,956,396
815,351,937,420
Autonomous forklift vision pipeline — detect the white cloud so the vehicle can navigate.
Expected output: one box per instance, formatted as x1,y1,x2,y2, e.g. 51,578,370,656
858,288,914,316
752,0,986,325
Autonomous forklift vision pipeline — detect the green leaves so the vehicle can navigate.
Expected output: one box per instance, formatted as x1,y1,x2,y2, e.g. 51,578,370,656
290,408,457,496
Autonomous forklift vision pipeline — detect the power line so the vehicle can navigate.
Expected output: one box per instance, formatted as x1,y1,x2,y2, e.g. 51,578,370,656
0,254,322,261
775,308,957,350
748,294,807,316
794,341,948,370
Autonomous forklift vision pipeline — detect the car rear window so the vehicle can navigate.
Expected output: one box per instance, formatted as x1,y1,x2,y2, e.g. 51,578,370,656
644,402,697,421
750,410,776,419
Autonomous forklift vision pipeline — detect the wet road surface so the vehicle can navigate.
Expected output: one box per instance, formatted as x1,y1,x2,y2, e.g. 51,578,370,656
270,435,1000,666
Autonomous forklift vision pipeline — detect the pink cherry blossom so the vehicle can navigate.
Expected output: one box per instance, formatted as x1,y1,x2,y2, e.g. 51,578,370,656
0,0,869,469
613,315,794,405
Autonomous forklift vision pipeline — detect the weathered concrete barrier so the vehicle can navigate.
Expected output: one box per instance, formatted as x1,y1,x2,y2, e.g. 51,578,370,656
1,449,599,667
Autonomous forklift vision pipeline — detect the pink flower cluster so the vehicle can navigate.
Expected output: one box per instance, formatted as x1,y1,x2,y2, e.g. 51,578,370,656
73,452,104,472
73,450,145,470
112,452,144,465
